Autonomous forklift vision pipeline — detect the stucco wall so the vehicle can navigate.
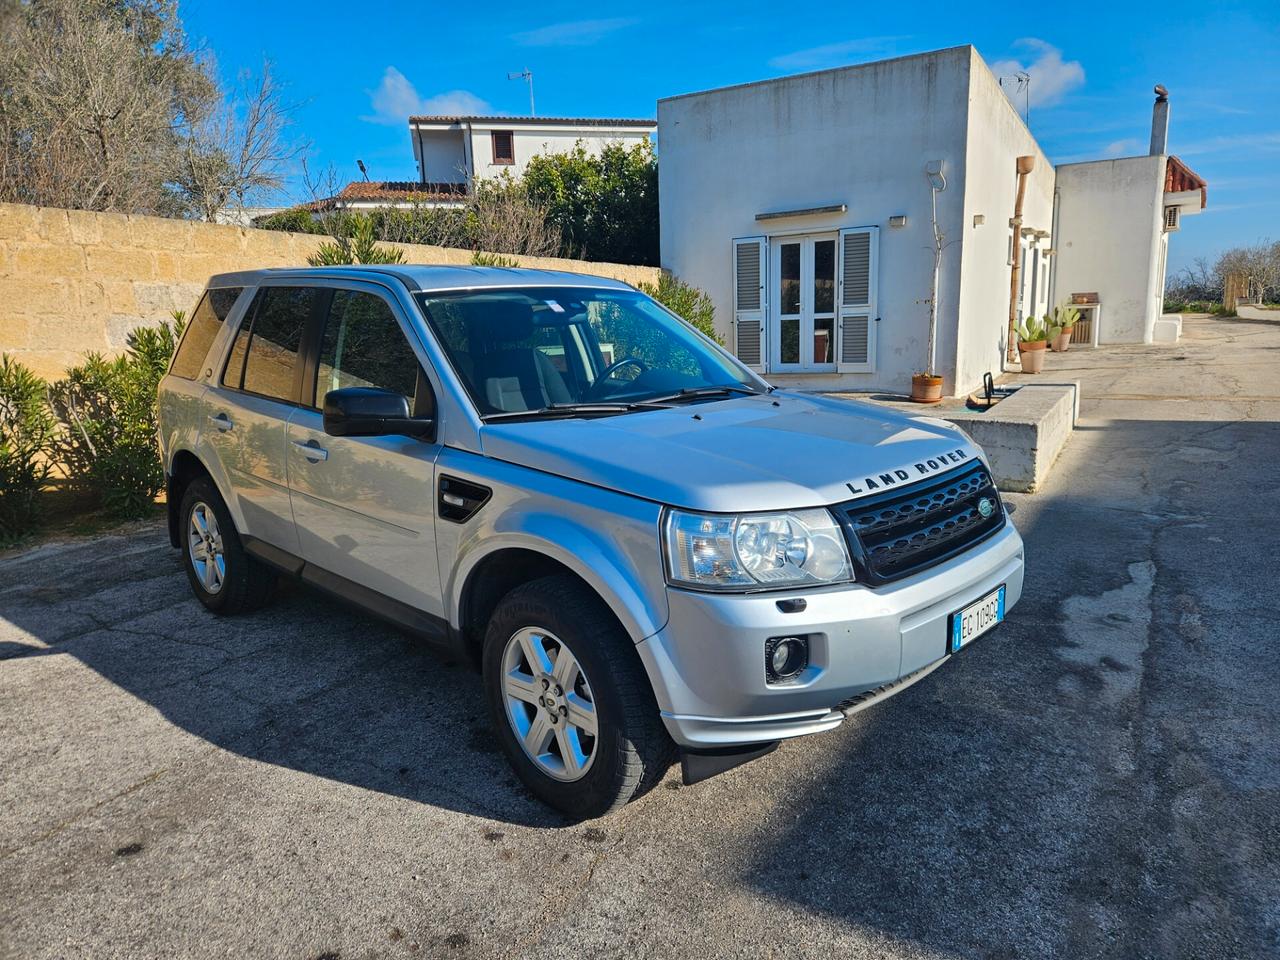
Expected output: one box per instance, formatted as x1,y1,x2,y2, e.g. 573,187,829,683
956,48,1056,392
0,202,659,380
658,46,975,395
416,129,469,184
1052,156,1165,344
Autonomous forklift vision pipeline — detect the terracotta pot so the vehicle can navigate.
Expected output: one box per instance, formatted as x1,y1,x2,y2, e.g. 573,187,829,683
911,373,944,404
1018,340,1047,373
1051,326,1074,352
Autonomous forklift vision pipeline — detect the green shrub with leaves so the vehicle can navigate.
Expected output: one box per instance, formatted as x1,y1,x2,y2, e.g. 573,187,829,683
48,315,182,519
523,141,659,266
471,250,520,268
255,207,323,234
0,356,58,542
308,214,407,266
637,274,721,344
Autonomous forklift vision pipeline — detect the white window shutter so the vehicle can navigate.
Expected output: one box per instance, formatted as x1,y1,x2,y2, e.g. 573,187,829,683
836,226,878,373
732,236,767,372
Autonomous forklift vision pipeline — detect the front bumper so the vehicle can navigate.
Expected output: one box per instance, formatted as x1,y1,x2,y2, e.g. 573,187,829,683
636,522,1024,749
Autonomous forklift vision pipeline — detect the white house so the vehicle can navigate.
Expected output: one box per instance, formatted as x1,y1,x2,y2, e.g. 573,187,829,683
286,115,656,220
658,46,1206,396
408,114,656,185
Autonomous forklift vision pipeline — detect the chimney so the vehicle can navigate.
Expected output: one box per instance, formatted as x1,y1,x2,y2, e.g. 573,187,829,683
1150,84,1170,156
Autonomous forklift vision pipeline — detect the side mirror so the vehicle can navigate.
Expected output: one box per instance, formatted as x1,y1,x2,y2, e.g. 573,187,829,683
323,387,434,440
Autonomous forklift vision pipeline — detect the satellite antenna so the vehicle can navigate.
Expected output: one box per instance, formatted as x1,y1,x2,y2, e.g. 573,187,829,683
999,71,1032,125
508,69,535,116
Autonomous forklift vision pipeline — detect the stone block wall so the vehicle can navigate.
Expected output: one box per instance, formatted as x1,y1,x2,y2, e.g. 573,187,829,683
0,202,661,380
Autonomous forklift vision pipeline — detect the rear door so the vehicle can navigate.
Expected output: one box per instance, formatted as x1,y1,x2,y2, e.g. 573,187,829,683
203,285,319,555
285,283,444,618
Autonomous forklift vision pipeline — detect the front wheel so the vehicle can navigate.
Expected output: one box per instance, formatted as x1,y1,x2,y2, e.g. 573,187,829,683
483,575,674,819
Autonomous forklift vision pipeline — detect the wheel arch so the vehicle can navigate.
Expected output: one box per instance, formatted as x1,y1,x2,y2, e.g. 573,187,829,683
166,449,214,547
454,536,667,668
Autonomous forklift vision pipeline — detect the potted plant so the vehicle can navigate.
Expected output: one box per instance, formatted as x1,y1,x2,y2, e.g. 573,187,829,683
911,371,944,403
1016,316,1053,373
1049,302,1081,352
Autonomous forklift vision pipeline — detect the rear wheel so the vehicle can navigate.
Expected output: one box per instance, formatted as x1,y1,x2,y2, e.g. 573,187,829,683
179,477,276,615
483,574,674,819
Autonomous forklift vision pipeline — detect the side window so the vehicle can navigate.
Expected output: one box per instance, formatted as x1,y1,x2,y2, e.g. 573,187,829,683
234,287,315,402
171,287,242,380
315,290,430,415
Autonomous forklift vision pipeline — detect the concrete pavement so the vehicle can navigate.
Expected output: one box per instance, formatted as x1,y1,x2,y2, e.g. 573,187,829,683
2,315,1278,959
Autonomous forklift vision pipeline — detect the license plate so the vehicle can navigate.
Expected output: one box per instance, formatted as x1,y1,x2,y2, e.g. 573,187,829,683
948,585,1005,654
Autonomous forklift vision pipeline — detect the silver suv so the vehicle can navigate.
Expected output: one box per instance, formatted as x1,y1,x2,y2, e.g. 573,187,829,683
158,266,1024,818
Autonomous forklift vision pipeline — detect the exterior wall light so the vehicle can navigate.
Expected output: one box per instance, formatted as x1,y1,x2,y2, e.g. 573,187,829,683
889,215,908,227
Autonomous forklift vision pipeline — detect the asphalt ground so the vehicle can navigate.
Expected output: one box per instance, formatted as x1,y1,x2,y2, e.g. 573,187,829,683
2,314,1277,959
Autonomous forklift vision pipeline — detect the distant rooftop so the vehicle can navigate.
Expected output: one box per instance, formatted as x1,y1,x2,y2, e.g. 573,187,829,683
409,115,655,128
1165,156,1208,208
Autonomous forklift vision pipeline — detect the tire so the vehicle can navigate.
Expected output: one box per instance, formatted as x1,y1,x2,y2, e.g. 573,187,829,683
179,476,277,615
482,574,675,819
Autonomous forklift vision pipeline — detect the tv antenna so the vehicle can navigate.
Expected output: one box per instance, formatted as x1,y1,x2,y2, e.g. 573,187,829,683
999,71,1032,125
508,69,535,116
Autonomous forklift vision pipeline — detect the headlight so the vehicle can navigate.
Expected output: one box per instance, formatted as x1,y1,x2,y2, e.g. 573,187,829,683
663,508,853,591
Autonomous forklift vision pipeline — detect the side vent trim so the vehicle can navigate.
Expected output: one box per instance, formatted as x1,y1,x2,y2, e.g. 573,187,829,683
438,475,492,523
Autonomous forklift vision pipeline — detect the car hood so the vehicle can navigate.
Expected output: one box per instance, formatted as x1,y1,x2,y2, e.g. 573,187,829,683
479,392,982,512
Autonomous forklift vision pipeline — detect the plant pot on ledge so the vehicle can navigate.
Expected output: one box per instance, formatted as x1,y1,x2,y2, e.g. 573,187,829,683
911,373,944,403
1018,340,1047,373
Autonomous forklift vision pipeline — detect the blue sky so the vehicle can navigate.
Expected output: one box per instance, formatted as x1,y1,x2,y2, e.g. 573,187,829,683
181,0,1278,275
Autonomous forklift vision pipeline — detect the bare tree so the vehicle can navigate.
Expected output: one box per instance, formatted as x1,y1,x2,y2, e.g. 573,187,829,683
174,62,303,222
1217,241,1280,304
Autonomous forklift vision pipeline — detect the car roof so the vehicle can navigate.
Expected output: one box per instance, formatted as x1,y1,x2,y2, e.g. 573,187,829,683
205,264,637,294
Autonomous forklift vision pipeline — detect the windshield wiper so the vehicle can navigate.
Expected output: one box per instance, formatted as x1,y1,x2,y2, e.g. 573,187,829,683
481,400,671,422
643,384,763,405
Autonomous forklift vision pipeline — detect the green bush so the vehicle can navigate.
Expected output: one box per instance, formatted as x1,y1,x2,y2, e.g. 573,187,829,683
637,274,721,344
0,356,57,542
308,214,406,266
471,250,520,267
255,207,323,234
47,316,182,519
523,141,659,266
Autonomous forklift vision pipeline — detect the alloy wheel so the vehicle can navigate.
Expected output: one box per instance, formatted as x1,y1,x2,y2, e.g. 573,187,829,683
500,627,599,782
187,501,226,595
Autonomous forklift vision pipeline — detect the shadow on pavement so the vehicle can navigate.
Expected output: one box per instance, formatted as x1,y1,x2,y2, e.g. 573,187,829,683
0,541,564,829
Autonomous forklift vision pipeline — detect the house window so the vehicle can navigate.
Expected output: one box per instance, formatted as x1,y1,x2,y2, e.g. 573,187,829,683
491,130,515,165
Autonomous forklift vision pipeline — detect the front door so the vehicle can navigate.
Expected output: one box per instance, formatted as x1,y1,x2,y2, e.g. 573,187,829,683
769,233,837,372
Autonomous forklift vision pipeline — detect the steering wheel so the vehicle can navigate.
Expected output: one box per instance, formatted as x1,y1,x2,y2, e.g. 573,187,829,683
588,357,648,398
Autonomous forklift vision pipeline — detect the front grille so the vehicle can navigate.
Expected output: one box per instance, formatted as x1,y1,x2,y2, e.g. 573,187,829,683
835,462,1004,584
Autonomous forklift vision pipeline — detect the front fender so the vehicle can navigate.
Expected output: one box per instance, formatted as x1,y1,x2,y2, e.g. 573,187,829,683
437,449,670,645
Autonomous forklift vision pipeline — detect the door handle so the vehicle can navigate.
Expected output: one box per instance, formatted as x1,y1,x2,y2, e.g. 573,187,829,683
291,439,329,462
208,413,233,432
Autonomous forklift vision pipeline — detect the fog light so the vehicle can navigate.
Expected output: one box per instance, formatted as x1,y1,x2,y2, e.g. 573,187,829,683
765,636,809,683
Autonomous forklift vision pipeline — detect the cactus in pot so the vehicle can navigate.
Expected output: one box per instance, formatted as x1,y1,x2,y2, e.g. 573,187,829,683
1049,302,1081,352
1016,315,1054,373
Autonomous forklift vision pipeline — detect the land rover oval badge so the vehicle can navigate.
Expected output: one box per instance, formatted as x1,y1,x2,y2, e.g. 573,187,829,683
977,497,995,518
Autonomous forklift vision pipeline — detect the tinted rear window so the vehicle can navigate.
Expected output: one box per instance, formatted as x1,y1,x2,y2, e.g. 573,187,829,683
222,286,315,402
170,287,242,380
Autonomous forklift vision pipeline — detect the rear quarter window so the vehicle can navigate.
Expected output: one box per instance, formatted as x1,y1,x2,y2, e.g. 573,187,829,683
170,287,243,380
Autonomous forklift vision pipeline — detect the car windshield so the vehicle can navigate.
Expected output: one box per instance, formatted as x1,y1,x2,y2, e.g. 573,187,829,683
416,287,761,418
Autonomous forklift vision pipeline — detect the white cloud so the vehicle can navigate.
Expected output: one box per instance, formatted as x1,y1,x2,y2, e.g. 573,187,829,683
990,39,1085,108
1103,138,1139,157
363,67,491,124
513,17,637,47
769,36,910,72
